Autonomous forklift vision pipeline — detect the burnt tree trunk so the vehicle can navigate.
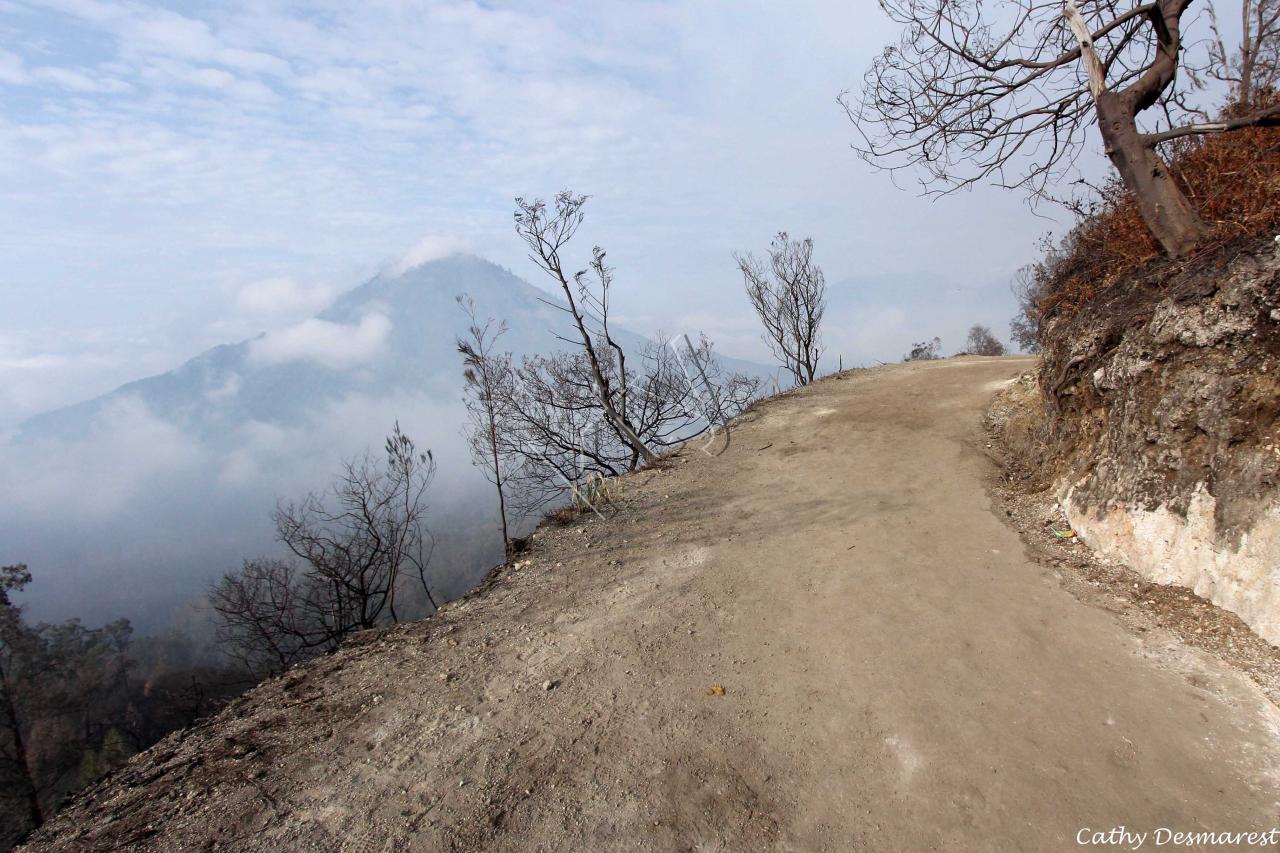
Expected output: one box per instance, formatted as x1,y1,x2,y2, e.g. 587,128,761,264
1095,93,1207,258
0,668,43,833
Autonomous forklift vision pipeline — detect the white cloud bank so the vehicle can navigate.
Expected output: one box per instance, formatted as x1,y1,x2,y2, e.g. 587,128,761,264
248,312,391,369
1,395,208,519
234,276,335,319
390,235,472,277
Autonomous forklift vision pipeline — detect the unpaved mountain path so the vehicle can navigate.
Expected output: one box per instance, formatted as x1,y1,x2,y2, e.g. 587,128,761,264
25,357,1280,851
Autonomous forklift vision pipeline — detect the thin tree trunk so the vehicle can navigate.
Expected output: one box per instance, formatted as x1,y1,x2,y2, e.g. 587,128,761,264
488,415,509,557
1240,0,1255,105
587,354,656,466
1096,92,1207,257
0,670,43,831
553,274,657,465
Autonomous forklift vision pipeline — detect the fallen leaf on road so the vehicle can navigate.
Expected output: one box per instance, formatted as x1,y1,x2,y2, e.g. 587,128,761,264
706,685,726,696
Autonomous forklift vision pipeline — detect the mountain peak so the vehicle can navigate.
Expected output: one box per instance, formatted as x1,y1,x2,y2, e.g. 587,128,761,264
323,254,548,320
388,251,490,279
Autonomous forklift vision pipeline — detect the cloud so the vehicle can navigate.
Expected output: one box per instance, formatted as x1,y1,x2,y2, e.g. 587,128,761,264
390,235,472,277
247,312,391,368
120,7,292,76
31,66,130,93
0,327,184,429
0,50,29,84
233,276,334,319
0,395,208,518
0,353,70,370
216,418,292,488
205,372,241,402
137,60,279,104
213,391,466,492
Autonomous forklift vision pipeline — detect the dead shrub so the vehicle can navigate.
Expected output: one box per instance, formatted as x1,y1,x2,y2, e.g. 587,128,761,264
1033,94,1280,323
542,505,582,526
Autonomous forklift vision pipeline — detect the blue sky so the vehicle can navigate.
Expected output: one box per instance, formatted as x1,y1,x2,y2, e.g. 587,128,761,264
0,0,1082,427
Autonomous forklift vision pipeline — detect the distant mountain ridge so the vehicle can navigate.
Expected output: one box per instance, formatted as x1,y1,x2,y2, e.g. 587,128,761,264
19,256,561,442
19,254,771,442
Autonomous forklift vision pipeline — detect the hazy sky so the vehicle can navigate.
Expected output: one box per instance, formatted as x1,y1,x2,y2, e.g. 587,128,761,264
0,0,1083,427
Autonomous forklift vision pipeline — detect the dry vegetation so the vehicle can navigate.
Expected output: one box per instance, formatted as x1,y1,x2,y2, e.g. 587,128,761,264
1032,95,1280,321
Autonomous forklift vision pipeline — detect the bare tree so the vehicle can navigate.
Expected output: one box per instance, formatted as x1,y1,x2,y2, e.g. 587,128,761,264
0,564,42,834
905,337,943,361
964,325,1008,356
734,233,826,386
277,423,438,624
0,569,250,845
489,334,760,517
497,350,624,516
1204,0,1280,104
842,0,1280,257
211,424,437,674
0,565,133,843
657,333,761,441
456,295,518,557
1010,265,1052,353
514,192,657,465
625,333,760,455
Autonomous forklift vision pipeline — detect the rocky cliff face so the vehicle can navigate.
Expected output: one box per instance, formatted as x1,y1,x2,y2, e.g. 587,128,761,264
1029,237,1280,643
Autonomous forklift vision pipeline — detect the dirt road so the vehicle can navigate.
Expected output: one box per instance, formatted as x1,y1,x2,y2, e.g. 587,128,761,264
24,357,1280,851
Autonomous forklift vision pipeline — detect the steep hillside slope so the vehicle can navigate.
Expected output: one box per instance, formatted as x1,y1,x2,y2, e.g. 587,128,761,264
21,359,1280,852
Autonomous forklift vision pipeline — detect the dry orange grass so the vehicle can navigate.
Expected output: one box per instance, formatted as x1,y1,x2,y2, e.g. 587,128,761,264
1039,96,1280,318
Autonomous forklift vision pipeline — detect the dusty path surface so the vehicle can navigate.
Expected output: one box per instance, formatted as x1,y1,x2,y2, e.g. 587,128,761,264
24,357,1280,851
